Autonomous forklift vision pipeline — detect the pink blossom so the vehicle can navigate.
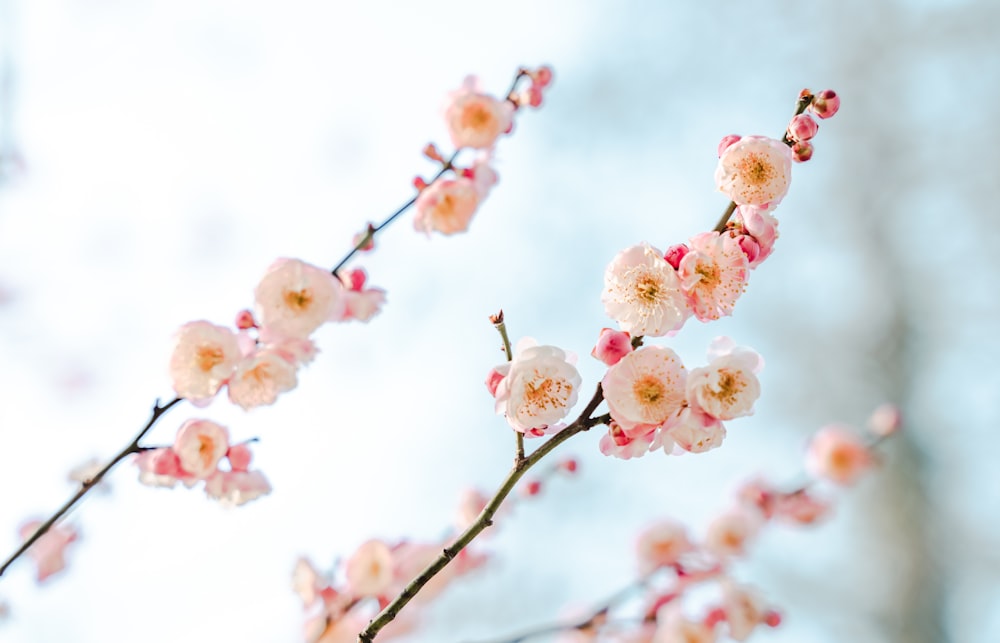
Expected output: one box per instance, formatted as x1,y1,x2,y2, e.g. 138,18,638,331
485,365,507,397
227,442,254,472
715,135,792,206
786,113,818,142
494,340,582,433
292,556,325,607
717,134,741,157
602,346,687,437
204,470,272,506
867,403,901,437
732,205,779,269
134,448,189,488
599,422,655,459
18,520,77,583
172,419,229,479
654,606,717,643
792,140,813,163
227,349,298,410
704,509,760,559
677,232,749,322
602,243,691,337
254,258,344,339
336,268,387,323
467,155,499,199
264,335,319,367
413,177,481,236
444,77,514,149
636,519,691,572
168,320,241,404
810,89,841,119
663,243,689,270
721,582,768,642
805,424,874,485
771,490,831,525
685,337,762,420
591,328,633,366
455,488,490,532
345,539,394,597
663,407,727,453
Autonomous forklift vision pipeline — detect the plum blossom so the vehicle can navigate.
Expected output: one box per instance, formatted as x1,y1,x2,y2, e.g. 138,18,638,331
134,448,190,488
602,243,691,337
494,339,581,433
685,337,762,420
805,424,874,485
591,328,633,366
172,419,229,479
721,582,769,642
227,348,298,410
704,509,760,559
345,539,394,597
732,205,779,269
599,422,655,460
204,470,272,506
444,76,514,149
715,135,792,206
336,268,386,323
18,520,77,583
636,519,692,572
663,407,727,453
168,321,241,403
677,232,749,322
602,346,687,437
254,258,344,339
413,177,480,236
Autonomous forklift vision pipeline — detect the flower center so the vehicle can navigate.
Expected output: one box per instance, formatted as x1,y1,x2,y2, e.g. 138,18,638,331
709,369,744,404
695,262,720,289
195,345,225,372
634,274,662,304
283,288,313,312
739,153,775,186
462,103,493,129
633,375,665,406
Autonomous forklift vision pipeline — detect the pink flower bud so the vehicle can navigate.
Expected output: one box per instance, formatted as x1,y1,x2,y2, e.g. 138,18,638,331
344,268,367,292
867,403,901,437
523,480,542,497
559,458,578,474
532,65,553,88
227,443,253,472
736,235,761,264
484,367,506,397
422,143,444,163
235,309,257,330
810,89,840,119
663,243,689,269
792,141,814,163
591,328,633,366
413,176,428,191
786,113,819,142
764,611,782,628
523,86,544,108
717,134,741,157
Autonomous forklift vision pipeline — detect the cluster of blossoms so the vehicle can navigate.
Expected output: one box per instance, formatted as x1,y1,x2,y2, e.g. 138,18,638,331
536,408,897,643
294,491,493,643
597,336,763,459
411,67,553,237
133,419,271,506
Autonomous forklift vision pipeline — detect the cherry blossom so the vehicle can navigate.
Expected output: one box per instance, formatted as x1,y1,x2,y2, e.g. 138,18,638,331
685,337,762,421
810,89,841,119
720,582,769,642
654,606,717,643
168,320,241,404
204,470,272,506
732,205,779,269
602,346,687,437
227,348,298,410
345,539,395,598
636,519,692,573
591,328,633,366
172,419,229,480
413,177,480,236
336,268,386,323
17,520,77,583
444,76,514,150
867,403,901,437
704,509,760,559
805,424,874,485
254,258,344,339
677,232,749,322
602,243,691,337
663,407,727,453
714,135,792,206
599,422,655,460
134,448,190,488
493,340,582,433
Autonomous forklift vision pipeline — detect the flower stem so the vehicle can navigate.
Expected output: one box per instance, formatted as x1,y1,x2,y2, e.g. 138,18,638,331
0,397,182,580
356,385,607,643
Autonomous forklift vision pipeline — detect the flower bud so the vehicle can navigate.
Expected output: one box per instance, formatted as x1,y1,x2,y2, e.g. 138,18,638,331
717,134,741,157
663,243,689,269
591,328,633,366
532,65,553,88
235,309,257,330
792,140,814,163
786,113,819,142
810,89,840,119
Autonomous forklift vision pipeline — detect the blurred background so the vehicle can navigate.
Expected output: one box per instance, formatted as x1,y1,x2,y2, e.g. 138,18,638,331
0,0,997,641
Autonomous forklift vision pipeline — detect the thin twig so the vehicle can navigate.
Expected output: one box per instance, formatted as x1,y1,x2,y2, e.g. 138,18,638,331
357,385,607,643
490,310,523,462
0,397,182,579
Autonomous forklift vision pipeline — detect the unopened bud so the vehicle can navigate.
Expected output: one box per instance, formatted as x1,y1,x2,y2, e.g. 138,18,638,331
663,243,690,270
787,113,819,142
422,143,444,163
532,65,554,88
810,89,840,119
717,134,741,157
792,141,814,163
235,309,257,330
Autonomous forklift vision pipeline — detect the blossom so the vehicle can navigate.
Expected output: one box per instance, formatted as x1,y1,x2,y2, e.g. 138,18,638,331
591,328,633,366
494,340,581,433
805,424,874,485
444,76,513,149
636,519,691,572
721,582,769,642
663,407,727,453
345,539,395,597
654,606,717,643
714,135,792,206
227,349,298,410
677,232,749,322
685,337,762,420
602,243,691,337
809,89,841,119
704,509,760,559
173,419,229,479
18,520,77,583
204,470,272,506
336,268,386,323
602,346,687,436
413,177,480,235
599,422,655,459
867,403,901,437
732,205,779,269
168,321,241,403
254,258,344,339
134,448,189,488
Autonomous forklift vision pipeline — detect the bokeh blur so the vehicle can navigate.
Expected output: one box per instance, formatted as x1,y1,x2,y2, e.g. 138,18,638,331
0,1,997,642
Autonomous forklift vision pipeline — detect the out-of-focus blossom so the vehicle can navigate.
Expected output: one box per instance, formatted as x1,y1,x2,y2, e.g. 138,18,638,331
413,177,480,236
227,349,298,410
168,320,241,404
805,424,874,485
704,509,760,559
17,520,77,583
867,403,901,437
636,519,692,573
444,76,513,150
602,243,691,337
345,539,394,597
204,470,272,506
254,258,344,339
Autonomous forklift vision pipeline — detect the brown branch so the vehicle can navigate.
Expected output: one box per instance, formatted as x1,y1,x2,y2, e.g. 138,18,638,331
357,385,607,642
0,397,182,580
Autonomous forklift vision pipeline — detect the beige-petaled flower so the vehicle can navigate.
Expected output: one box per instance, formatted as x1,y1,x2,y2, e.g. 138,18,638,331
254,258,344,339
602,243,691,337
227,349,298,410
172,419,229,479
602,346,687,437
494,339,581,433
413,178,480,236
344,539,394,597
715,135,792,206
444,76,513,150
169,320,241,403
